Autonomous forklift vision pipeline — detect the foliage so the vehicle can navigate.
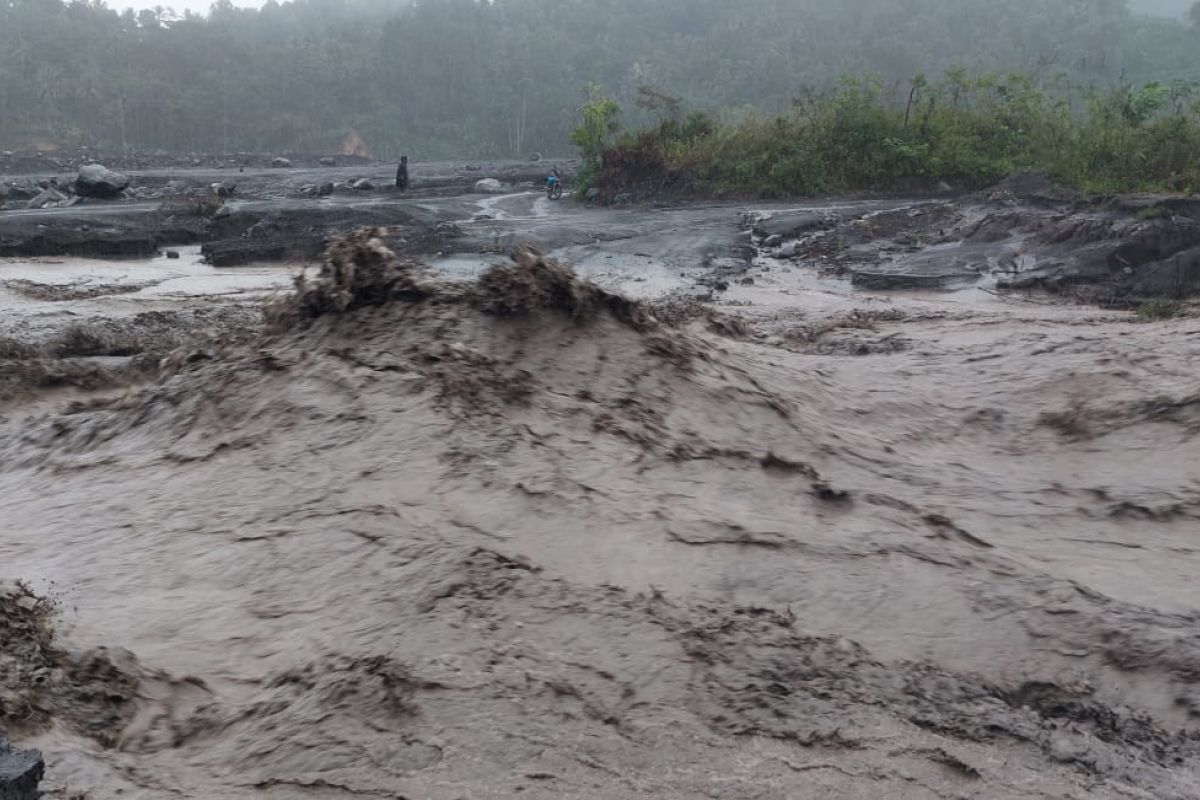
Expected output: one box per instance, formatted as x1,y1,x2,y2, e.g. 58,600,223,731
161,194,223,218
2,0,1200,157
1134,299,1183,320
570,86,623,187
583,72,1200,198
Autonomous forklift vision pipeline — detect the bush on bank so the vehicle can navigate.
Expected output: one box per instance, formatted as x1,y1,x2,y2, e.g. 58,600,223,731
577,72,1200,199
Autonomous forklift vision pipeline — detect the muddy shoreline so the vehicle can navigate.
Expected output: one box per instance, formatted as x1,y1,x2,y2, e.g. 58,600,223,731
6,162,1199,304
0,158,570,263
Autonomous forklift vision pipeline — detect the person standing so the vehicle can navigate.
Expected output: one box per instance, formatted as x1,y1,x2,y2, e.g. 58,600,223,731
396,156,409,191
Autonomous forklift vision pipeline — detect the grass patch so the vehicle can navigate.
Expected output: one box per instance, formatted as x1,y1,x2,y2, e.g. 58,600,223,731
160,193,224,218
581,73,1200,200
1136,205,1171,221
1134,299,1182,321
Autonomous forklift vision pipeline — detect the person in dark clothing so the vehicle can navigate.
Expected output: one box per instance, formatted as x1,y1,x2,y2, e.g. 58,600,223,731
395,156,409,191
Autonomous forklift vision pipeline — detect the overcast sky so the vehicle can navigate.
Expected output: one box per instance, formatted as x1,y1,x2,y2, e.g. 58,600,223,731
133,0,260,15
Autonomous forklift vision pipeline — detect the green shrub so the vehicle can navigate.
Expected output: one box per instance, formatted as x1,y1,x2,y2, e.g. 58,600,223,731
1134,300,1182,320
579,70,1200,199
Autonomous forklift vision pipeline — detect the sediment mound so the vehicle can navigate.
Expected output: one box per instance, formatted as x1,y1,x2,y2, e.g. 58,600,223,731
0,308,260,405
0,582,140,747
1,231,1198,798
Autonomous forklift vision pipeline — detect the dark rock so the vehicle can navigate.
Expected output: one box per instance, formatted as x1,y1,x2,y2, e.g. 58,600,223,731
319,156,337,167
270,157,293,168
1124,245,1200,298
0,738,44,800
529,152,543,162
166,250,181,259
762,234,784,248
318,182,335,197
585,187,601,202
27,188,69,209
0,228,162,258
352,178,375,191
964,212,1027,243
754,211,823,240
75,164,131,198
210,182,236,199
851,270,978,290
202,239,290,267
740,276,755,285
613,192,633,205
465,164,482,172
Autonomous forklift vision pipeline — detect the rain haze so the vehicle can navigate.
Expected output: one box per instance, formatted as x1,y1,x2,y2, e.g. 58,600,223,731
2,1,1200,800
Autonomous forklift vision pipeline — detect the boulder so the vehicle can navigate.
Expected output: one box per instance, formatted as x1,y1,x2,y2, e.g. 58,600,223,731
318,182,335,196
613,192,633,205
352,178,375,190
585,187,601,202
529,152,543,162
465,164,482,172
474,178,505,194
777,241,800,258
4,181,36,200
202,239,290,267
270,157,293,168
75,164,131,198
753,211,823,240
0,739,44,800
319,156,337,167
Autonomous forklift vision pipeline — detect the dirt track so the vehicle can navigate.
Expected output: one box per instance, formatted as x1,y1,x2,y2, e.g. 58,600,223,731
0,220,1197,798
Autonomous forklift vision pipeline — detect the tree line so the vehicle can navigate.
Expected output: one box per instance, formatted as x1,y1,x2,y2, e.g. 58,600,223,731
1,0,1198,158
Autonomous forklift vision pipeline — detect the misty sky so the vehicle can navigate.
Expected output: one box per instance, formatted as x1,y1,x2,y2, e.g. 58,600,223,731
132,0,1195,20
136,0,259,14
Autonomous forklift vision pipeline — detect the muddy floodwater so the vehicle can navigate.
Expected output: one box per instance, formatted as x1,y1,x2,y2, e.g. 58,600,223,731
1,169,1199,799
